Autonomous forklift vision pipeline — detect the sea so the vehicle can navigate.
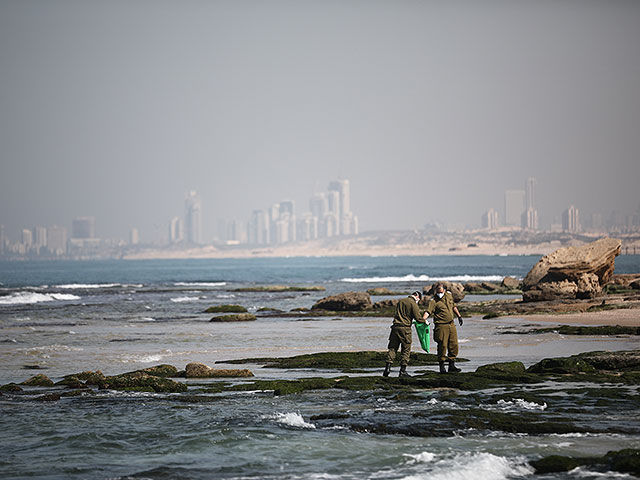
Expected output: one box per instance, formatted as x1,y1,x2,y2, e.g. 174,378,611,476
1,255,639,480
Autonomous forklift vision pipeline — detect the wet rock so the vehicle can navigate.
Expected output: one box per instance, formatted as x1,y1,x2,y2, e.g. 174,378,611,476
311,292,372,311
209,313,257,322
372,299,398,310
527,356,597,375
136,364,179,377
531,449,640,476
523,238,621,301
21,374,54,387
204,304,247,313
631,279,640,290
423,282,465,302
501,276,520,289
103,372,188,393
185,362,253,378
0,383,23,392
35,393,61,402
69,371,106,386
475,362,526,375
55,376,85,389
530,455,584,473
366,287,407,296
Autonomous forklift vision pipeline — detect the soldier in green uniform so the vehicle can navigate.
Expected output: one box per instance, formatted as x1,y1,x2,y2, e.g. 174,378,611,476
383,291,428,378
425,283,464,373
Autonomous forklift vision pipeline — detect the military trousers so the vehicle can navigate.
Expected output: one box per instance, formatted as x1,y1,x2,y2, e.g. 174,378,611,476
386,326,412,366
433,322,458,363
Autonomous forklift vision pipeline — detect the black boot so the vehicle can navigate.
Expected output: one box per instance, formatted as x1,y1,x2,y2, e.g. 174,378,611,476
399,365,412,378
439,361,447,374
448,360,461,373
383,363,392,377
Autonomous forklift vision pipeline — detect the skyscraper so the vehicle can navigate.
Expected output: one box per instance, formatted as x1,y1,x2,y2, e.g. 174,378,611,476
249,210,268,245
72,217,96,239
482,208,499,230
525,177,536,210
129,228,139,245
504,190,525,227
169,217,183,244
185,191,202,244
22,229,33,247
328,179,351,234
34,226,47,249
563,205,580,233
47,225,67,255
521,207,539,230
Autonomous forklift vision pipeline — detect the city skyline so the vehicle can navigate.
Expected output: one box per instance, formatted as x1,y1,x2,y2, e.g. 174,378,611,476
1,2,639,244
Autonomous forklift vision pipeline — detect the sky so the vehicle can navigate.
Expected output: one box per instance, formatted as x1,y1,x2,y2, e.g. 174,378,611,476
1,0,639,242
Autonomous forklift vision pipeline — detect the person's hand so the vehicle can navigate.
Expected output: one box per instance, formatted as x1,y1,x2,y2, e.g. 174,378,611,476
458,316,464,326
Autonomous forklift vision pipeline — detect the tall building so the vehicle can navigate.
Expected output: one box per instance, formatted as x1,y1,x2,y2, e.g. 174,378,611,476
22,229,33,248
309,193,327,219
504,190,525,227
185,191,202,244
34,226,47,248
562,205,580,233
328,179,351,234
482,208,499,230
169,217,184,243
47,225,67,255
0,224,4,255
72,217,96,239
249,210,268,245
521,207,539,230
129,228,139,245
525,177,536,210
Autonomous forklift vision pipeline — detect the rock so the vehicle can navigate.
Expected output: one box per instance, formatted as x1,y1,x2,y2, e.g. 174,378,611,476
204,304,247,313
209,313,257,322
372,299,398,310
631,279,640,290
184,362,253,378
501,276,520,289
70,371,106,386
311,292,372,311
0,383,23,392
463,282,483,293
21,374,54,387
480,282,500,292
475,362,526,374
136,364,179,377
423,282,465,302
522,238,621,301
103,372,187,393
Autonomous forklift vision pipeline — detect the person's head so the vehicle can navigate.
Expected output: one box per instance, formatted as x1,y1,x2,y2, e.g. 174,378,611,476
411,291,422,302
435,283,445,298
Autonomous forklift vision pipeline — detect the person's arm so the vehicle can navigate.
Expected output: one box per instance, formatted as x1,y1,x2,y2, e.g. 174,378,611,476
453,305,463,326
412,301,427,323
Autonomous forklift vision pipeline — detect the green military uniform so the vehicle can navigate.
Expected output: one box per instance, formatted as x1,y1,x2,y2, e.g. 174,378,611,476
386,296,426,366
426,291,459,363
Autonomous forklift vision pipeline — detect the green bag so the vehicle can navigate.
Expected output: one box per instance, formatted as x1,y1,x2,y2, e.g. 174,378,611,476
413,321,430,353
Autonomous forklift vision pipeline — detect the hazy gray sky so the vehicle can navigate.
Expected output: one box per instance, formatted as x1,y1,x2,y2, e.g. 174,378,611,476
1,0,639,242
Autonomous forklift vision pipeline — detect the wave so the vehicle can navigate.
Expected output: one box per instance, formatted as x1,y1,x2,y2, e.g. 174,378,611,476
269,412,316,430
402,452,532,480
0,292,81,305
170,296,201,303
56,283,121,289
495,398,547,411
173,282,227,287
341,274,505,283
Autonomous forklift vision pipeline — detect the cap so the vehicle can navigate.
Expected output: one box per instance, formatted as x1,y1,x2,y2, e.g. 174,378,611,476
412,291,423,300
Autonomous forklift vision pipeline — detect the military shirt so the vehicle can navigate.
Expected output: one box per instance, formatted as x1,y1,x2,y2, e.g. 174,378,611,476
426,291,456,324
392,296,425,327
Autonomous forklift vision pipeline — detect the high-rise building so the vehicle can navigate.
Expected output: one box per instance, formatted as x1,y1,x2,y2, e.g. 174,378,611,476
521,207,539,230
562,205,580,233
249,210,269,245
185,191,202,244
525,177,536,210
0,224,4,255
47,225,67,255
504,190,525,227
309,193,327,219
72,217,96,239
22,229,33,247
129,228,139,245
482,208,499,230
34,226,47,248
328,179,351,234
169,217,184,243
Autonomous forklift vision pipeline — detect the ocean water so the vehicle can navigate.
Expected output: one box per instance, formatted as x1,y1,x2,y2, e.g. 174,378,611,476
1,255,639,479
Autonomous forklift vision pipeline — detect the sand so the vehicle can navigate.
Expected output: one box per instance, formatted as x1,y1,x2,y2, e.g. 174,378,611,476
504,308,640,326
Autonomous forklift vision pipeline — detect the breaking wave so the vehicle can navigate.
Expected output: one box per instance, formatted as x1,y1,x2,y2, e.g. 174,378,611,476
170,296,201,303
56,283,121,289
341,274,504,283
401,452,532,480
269,412,316,429
173,282,226,287
0,292,81,305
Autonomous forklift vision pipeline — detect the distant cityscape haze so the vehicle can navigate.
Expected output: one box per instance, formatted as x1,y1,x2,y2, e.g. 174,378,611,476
1,1,639,244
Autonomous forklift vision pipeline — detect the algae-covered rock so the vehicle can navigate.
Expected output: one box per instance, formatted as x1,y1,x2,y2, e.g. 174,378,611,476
185,362,253,378
136,364,179,377
531,449,640,476
204,304,248,313
21,374,54,387
475,362,526,374
604,449,640,476
104,372,187,393
527,356,597,374
530,455,585,473
0,383,23,392
55,376,85,389
209,313,257,322
528,350,640,375
69,371,106,386
312,292,372,311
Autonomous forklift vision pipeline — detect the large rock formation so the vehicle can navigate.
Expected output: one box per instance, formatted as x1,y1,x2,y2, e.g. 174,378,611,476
423,282,465,303
522,238,621,302
311,291,372,311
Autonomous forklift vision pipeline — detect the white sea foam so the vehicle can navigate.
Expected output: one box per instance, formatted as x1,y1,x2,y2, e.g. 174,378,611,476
118,352,171,363
170,296,201,303
0,292,81,305
401,452,532,480
341,274,505,283
270,412,316,429
56,283,121,289
405,451,436,463
173,282,226,287
494,398,548,411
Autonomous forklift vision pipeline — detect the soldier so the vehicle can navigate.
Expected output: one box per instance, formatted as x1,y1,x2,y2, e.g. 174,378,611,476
383,291,428,378
425,283,464,373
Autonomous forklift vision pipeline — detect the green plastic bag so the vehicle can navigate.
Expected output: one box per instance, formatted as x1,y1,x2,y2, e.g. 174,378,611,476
413,321,430,353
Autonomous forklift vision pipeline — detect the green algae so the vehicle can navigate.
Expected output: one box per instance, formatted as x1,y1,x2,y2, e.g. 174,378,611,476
209,313,257,322
204,304,248,313
531,449,640,476
21,374,54,387
502,325,640,336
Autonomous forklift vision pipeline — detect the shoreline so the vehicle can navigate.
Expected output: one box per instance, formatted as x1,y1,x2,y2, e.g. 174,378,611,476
502,308,640,327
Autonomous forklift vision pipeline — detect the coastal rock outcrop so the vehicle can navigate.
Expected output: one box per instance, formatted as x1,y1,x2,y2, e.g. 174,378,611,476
311,292,372,311
209,313,257,322
522,238,621,302
184,362,253,378
423,282,465,303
